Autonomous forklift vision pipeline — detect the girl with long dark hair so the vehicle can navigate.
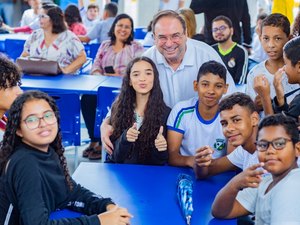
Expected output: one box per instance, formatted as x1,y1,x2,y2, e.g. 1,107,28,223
107,56,170,165
0,91,132,225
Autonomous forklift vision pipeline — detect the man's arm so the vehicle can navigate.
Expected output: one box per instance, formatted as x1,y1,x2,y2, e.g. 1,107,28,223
167,130,194,167
100,117,114,155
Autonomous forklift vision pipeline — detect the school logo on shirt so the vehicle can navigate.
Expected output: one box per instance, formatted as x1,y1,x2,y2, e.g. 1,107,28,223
213,139,226,151
228,58,236,68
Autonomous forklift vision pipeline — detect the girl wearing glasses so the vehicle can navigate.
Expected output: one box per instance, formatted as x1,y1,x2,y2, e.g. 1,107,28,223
0,91,132,225
107,57,170,165
20,3,86,74
212,114,300,224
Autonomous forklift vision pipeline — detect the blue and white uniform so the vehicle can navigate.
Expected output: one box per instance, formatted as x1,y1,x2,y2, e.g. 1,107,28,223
167,97,227,158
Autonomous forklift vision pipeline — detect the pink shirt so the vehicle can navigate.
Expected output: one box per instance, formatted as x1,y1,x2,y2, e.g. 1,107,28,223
91,40,144,76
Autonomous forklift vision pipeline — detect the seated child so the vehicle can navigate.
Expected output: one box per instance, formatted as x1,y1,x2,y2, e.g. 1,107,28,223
65,4,87,35
194,92,260,178
78,0,99,32
212,114,300,224
246,13,300,113
0,57,23,140
167,60,229,168
107,56,170,165
0,91,132,224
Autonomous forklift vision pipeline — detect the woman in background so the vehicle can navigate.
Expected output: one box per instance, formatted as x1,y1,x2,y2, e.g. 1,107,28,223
20,3,86,74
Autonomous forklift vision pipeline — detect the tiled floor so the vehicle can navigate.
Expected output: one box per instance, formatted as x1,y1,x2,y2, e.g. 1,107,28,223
65,125,102,175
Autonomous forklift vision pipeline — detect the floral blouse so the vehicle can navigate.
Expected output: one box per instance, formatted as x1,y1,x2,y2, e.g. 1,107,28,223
91,40,144,76
23,29,85,68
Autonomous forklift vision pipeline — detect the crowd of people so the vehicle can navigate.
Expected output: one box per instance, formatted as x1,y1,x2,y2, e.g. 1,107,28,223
1,0,300,224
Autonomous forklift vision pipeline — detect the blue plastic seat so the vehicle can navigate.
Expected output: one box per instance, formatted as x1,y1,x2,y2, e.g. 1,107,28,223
84,43,100,60
94,86,120,162
134,27,147,40
4,38,26,61
49,93,81,168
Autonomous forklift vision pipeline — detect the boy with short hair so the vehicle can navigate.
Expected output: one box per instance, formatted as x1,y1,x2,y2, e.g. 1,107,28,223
78,0,100,32
194,92,260,178
258,36,300,119
212,114,300,224
245,13,299,113
167,60,228,168
0,56,22,139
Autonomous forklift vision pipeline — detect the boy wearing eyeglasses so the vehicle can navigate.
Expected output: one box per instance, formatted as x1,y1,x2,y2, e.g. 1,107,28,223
212,114,300,224
212,15,248,85
0,57,22,140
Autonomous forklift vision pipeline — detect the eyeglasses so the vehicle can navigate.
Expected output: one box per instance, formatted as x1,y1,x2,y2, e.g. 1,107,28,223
255,138,292,152
116,24,132,30
212,25,228,33
38,14,50,19
23,111,57,130
155,32,184,43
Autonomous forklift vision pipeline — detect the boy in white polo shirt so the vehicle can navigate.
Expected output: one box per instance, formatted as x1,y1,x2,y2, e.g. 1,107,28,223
167,60,229,168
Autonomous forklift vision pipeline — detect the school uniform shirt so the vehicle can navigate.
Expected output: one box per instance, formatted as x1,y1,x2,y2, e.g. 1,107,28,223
236,168,300,225
227,146,259,170
23,29,85,69
91,40,144,76
167,97,227,158
143,38,237,108
246,60,300,104
212,42,248,85
0,142,114,225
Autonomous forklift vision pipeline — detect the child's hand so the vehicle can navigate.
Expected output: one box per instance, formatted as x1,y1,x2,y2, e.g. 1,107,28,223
155,126,167,151
126,123,140,142
98,205,133,225
253,75,270,98
273,67,285,106
232,163,266,190
195,145,214,167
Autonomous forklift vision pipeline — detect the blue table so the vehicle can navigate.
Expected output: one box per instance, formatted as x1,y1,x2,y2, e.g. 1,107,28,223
71,163,236,225
21,74,108,95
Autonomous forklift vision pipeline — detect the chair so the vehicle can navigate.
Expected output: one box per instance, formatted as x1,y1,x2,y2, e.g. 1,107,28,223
94,86,120,162
84,43,100,60
4,39,26,61
134,27,147,40
49,93,81,168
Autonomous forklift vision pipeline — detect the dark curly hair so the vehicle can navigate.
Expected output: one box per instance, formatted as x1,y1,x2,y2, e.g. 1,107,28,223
0,56,22,89
0,91,73,190
108,14,134,46
110,56,168,163
64,4,82,27
43,3,67,34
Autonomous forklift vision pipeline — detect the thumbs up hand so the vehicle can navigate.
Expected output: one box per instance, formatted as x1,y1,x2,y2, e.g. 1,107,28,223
126,123,140,142
155,126,167,151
